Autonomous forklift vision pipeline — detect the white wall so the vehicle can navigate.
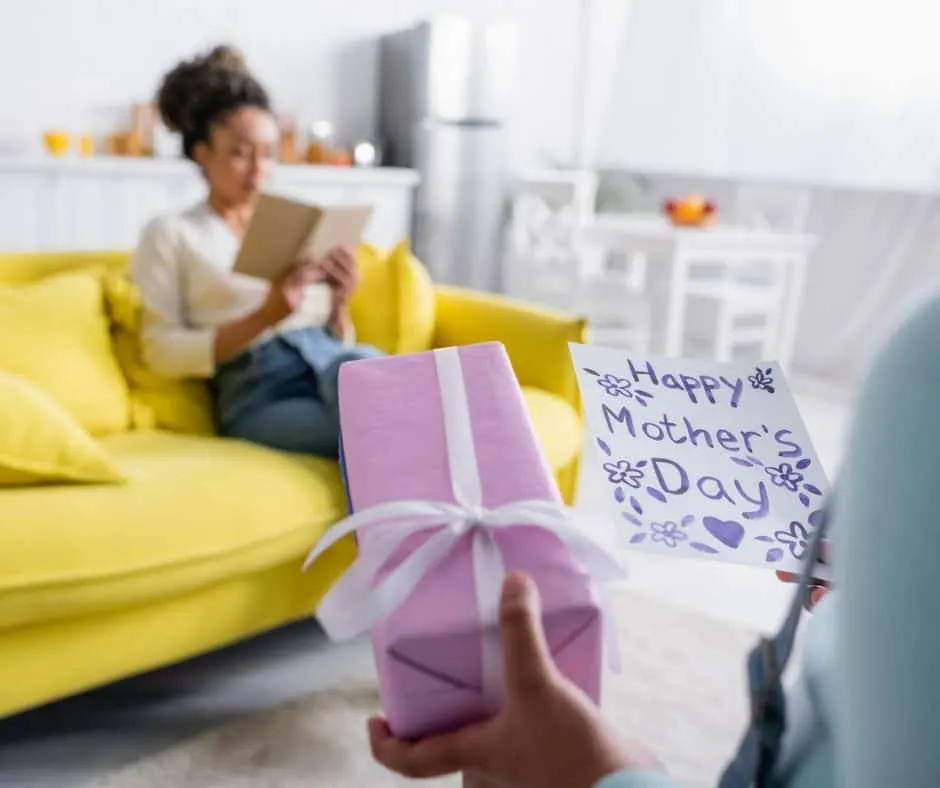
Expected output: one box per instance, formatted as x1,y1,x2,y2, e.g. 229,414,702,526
0,0,581,168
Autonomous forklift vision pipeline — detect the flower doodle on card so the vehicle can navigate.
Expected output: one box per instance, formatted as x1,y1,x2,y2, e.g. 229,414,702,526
774,520,811,560
583,368,654,406
766,462,804,492
732,453,824,508
649,520,688,548
603,459,645,488
572,347,830,574
748,366,776,393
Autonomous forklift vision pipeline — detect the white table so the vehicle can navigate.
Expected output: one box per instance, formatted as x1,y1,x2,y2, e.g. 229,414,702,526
581,213,817,367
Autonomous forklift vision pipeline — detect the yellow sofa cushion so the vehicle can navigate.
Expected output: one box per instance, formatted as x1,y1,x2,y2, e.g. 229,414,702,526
103,273,215,434
350,241,436,354
0,557,353,720
0,251,128,286
0,431,352,631
0,371,126,486
521,386,582,472
433,286,587,408
0,270,132,434
0,386,579,632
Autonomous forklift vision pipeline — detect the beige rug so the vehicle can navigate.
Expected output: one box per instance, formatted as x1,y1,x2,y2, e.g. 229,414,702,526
85,590,755,788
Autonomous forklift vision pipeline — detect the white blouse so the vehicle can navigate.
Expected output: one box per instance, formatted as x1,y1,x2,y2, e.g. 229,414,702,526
130,202,333,379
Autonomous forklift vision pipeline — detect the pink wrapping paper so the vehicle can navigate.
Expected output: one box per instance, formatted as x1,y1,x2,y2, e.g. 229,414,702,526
337,342,602,739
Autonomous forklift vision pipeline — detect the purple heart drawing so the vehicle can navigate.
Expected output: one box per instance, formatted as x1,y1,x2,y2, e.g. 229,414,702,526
703,516,745,549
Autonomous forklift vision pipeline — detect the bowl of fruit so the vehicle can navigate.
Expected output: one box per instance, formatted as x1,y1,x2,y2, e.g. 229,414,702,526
663,195,717,227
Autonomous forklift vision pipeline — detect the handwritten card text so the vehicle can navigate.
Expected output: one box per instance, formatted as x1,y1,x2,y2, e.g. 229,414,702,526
571,345,829,573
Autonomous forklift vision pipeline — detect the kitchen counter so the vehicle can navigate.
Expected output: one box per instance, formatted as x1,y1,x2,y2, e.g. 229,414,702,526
0,156,419,252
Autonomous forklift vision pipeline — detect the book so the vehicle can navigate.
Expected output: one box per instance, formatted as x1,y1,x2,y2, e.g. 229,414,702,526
232,193,373,281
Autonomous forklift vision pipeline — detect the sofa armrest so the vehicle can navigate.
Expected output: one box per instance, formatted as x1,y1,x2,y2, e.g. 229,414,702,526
433,285,587,408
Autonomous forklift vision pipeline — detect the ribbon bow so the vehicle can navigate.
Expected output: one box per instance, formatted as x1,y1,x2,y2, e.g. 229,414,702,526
303,347,625,709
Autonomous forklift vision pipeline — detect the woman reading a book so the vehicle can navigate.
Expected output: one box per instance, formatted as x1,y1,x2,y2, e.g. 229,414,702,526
131,45,380,458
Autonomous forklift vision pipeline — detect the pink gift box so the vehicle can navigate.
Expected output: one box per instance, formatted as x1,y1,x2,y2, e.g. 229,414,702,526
337,342,603,739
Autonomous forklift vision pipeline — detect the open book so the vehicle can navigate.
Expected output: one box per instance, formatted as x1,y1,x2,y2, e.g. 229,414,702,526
233,193,373,281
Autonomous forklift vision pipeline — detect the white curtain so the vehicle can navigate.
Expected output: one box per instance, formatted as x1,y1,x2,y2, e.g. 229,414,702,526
597,0,940,192
574,0,634,167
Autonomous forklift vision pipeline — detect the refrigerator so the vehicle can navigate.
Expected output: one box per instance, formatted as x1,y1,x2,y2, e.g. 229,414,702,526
378,18,518,291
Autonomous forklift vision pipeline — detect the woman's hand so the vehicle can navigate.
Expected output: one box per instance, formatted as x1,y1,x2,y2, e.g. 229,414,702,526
256,246,358,330
326,303,353,341
776,541,831,610
257,259,326,327
321,245,360,307
322,246,359,340
369,573,662,788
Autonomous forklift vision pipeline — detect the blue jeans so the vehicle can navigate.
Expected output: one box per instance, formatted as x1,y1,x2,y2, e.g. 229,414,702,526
213,327,382,459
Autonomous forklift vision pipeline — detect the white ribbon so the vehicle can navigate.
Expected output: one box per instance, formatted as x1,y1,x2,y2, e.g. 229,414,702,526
304,346,625,711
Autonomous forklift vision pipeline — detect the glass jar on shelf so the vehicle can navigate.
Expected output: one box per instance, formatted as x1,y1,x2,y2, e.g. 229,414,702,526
276,112,299,163
305,120,335,164
86,105,132,157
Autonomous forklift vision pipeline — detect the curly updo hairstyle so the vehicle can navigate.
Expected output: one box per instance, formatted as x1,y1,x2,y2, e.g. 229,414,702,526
156,45,272,160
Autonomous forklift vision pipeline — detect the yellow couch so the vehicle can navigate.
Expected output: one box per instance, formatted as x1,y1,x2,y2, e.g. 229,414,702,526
0,249,586,719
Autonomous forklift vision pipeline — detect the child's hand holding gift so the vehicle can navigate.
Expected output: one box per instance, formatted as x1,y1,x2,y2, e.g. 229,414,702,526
369,573,664,788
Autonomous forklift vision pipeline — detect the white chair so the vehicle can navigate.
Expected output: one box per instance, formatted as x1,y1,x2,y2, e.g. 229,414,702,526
672,183,813,364
672,243,811,366
503,171,652,351
575,222,652,351
514,169,598,222
503,170,598,310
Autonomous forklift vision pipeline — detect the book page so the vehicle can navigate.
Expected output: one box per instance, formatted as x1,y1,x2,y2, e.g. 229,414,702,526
297,205,374,262
233,195,374,281
233,194,317,280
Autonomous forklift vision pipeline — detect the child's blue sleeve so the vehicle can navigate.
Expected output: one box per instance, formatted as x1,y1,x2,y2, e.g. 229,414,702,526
594,770,678,788
834,296,940,787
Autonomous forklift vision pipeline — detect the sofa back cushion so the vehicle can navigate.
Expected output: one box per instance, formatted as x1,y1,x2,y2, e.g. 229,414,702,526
0,251,128,286
103,273,216,435
0,269,133,434
0,242,435,436
350,241,436,354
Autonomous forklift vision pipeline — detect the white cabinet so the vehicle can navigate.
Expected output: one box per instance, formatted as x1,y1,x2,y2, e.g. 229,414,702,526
0,157,418,252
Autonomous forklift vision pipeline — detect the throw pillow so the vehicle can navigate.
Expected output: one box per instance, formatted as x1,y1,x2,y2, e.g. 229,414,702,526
0,270,132,434
350,241,436,354
103,273,215,435
0,370,126,486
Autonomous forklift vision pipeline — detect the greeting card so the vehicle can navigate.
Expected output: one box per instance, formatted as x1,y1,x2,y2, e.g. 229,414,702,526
571,344,829,573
